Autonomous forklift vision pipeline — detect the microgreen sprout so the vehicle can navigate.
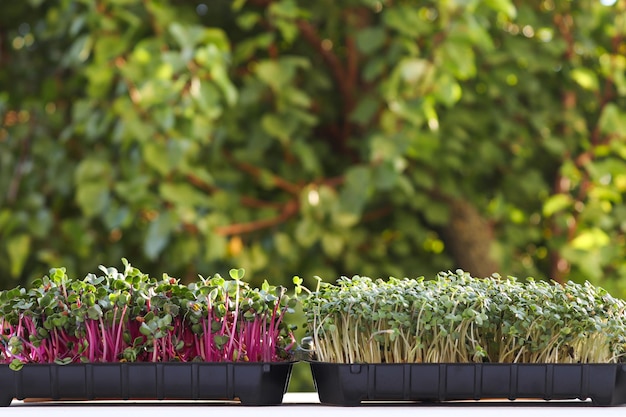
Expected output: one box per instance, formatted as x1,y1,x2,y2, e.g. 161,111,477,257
0,260,296,367
301,270,626,364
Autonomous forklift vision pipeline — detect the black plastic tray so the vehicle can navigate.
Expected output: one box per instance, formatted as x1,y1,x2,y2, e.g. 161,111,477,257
0,362,293,406
309,362,626,406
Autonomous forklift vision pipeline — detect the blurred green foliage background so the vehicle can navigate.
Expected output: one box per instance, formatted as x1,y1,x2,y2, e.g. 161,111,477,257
2,0,626,392
2,0,626,321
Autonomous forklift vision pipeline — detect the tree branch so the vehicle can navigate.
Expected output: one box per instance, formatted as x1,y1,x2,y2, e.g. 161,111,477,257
554,13,575,60
318,175,345,188
185,172,283,209
224,152,301,195
296,17,360,155
296,19,348,100
214,199,299,236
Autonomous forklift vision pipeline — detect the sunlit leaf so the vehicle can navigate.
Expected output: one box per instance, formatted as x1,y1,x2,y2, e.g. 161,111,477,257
571,68,599,91
543,194,573,217
570,228,610,250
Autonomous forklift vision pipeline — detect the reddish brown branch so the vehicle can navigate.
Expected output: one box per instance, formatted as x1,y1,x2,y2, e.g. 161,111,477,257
344,35,358,113
214,199,299,236
318,175,345,188
224,152,301,195
297,19,349,101
342,34,358,141
239,195,283,209
554,13,575,60
361,205,393,222
297,18,360,154
185,173,216,193
186,173,282,209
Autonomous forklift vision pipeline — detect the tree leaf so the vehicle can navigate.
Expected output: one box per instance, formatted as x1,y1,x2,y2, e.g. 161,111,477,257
570,228,610,250
321,232,344,259
483,0,517,18
76,182,110,218
356,27,386,55
350,96,380,125
339,166,372,218
160,182,209,207
571,68,599,91
543,194,573,217
295,218,320,247
598,103,626,135
144,212,174,260
261,113,294,143
7,234,31,278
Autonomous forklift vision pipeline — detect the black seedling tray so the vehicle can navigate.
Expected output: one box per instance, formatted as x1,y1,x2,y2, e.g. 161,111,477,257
310,362,626,406
0,362,293,406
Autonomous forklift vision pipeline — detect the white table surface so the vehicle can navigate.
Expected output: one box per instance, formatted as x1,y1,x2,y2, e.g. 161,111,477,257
3,392,626,417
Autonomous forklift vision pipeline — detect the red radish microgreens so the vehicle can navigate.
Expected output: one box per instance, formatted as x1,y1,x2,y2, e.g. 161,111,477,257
0,260,296,370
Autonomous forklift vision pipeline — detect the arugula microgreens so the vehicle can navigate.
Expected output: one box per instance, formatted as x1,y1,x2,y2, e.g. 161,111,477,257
0,260,296,369
299,270,626,364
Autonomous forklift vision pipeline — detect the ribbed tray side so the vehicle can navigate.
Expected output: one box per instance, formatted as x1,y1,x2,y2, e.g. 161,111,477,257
0,362,293,406
309,362,626,406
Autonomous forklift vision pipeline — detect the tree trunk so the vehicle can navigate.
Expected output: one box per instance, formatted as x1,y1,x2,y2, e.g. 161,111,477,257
439,198,499,277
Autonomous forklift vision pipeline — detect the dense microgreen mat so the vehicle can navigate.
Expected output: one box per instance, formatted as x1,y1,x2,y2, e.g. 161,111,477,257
0,260,296,369
299,270,626,364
